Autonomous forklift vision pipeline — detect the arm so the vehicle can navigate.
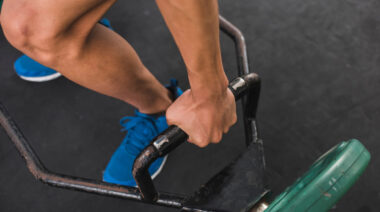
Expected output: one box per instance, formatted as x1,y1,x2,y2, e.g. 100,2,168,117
156,0,237,147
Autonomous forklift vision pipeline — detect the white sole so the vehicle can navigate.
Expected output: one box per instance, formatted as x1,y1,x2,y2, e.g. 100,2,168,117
19,72,62,82
102,155,168,187
151,155,168,180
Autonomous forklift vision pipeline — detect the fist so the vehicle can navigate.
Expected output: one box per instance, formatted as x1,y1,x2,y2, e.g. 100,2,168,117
166,88,237,147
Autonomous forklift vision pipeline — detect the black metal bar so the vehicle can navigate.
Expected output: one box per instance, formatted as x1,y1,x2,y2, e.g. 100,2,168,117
228,73,260,100
0,103,185,209
219,15,260,147
133,73,261,203
219,15,249,76
244,78,261,145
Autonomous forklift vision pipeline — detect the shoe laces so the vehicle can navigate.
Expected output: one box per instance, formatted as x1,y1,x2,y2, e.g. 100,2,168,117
120,111,159,154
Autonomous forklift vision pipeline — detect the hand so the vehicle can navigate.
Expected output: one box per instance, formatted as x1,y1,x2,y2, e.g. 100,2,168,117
166,88,237,147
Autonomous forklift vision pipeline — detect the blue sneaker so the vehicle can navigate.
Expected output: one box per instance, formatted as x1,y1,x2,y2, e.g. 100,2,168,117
103,79,183,186
13,18,113,82
14,55,62,82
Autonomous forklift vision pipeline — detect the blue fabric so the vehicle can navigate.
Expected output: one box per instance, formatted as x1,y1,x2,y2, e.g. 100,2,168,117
14,55,57,78
103,80,183,186
14,18,113,81
99,18,113,30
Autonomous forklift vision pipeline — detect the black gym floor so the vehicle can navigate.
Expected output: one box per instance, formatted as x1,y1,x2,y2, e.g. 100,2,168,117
1,0,379,211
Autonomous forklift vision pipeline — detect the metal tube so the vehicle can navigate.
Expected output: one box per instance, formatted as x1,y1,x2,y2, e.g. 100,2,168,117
0,103,185,208
219,15,260,146
219,15,250,75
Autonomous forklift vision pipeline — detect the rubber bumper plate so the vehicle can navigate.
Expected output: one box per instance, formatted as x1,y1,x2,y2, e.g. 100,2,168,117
265,139,370,212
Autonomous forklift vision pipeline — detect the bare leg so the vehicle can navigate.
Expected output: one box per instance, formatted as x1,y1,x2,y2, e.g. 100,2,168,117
0,0,172,114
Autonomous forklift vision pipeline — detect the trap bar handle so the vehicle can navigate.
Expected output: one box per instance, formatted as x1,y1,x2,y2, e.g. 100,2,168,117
132,73,260,203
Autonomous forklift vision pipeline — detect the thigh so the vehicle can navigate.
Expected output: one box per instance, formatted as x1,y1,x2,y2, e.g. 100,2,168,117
1,0,116,37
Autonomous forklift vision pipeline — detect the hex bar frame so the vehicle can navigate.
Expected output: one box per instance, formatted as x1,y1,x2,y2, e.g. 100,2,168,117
0,15,261,211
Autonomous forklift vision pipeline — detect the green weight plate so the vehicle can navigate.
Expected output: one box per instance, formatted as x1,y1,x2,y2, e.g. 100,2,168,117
265,139,370,212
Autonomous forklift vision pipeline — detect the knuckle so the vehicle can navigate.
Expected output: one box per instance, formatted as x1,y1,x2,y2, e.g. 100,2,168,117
165,114,174,125
211,133,222,143
232,115,238,124
197,141,208,148
190,136,208,148
165,109,177,125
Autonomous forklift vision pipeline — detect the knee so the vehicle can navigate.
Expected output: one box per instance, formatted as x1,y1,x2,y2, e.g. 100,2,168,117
1,7,74,67
1,9,29,50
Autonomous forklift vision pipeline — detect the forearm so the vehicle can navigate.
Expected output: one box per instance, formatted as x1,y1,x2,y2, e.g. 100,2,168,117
156,0,228,100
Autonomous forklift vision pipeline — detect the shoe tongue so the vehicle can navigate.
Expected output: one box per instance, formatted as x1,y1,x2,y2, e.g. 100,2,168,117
131,117,156,139
123,113,158,154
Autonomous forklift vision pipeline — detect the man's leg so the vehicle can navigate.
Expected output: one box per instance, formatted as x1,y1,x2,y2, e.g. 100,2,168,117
1,1,61,83
12,18,112,83
1,0,172,114
1,0,177,186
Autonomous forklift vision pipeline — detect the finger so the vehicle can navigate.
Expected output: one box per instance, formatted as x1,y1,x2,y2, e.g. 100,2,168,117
232,114,238,124
211,132,222,144
223,126,230,134
188,136,208,148
193,139,208,147
187,137,194,144
165,109,175,126
197,142,208,148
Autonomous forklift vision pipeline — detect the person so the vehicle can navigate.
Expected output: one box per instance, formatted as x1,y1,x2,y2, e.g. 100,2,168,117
0,0,237,186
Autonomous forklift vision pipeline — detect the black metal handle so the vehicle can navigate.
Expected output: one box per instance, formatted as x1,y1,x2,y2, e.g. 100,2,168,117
132,73,260,202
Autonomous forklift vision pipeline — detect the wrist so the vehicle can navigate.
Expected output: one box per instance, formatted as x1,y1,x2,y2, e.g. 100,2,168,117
190,73,229,102
187,56,228,100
